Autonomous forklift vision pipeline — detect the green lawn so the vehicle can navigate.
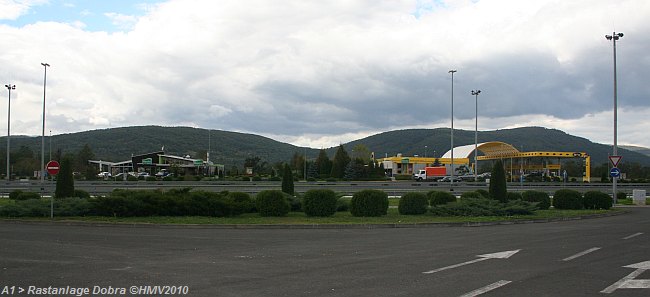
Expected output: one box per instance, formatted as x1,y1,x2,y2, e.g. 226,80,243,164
12,208,619,225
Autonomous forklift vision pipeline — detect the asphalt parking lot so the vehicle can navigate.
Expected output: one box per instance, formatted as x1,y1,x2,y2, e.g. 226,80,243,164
1,207,649,296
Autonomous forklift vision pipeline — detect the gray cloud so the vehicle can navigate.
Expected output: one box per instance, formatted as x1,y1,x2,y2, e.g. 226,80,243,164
1,0,649,149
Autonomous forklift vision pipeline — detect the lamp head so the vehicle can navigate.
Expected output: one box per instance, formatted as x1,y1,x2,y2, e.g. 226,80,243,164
41,62,50,67
617,33,624,37
449,69,457,74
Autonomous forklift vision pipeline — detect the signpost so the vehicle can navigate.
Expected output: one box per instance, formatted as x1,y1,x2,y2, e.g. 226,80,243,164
45,160,59,219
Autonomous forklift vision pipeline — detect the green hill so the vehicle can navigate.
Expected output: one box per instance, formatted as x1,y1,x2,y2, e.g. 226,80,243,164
1,126,648,170
342,127,650,167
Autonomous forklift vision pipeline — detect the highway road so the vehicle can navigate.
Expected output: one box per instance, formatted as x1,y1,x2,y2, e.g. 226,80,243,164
1,208,649,296
3,180,650,197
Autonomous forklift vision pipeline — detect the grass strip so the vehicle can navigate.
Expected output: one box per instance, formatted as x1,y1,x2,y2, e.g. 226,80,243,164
7,208,620,225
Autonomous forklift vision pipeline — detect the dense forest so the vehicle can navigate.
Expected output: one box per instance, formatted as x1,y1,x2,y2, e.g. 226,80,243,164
1,125,649,180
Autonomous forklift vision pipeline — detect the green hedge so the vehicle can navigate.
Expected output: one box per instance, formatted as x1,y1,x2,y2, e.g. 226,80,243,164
350,189,388,217
553,189,583,210
0,198,94,217
302,189,338,217
93,189,237,217
521,190,551,210
428,191,457,206
430,198,537,216
583,191,612,210
9,190,41,200
256,190,290,217
398,192,428,215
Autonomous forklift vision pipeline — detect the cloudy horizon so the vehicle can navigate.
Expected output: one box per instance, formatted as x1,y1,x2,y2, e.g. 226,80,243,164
1,0,649,149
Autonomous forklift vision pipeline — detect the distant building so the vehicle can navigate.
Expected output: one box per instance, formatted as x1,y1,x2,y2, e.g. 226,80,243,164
88,151,224,177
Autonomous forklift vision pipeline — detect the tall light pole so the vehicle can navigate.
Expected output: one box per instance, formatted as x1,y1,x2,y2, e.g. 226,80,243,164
41,62,50,218
605,32,623,203
472,90,481,182
449,69,456,190
4,84,15,180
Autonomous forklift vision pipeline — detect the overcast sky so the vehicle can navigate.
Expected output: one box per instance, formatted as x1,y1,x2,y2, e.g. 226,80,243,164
1,0,649,149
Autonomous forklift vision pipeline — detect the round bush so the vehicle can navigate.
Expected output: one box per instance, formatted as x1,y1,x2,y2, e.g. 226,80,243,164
350,189,388,217
302,189,338,217
428,191,457,206
256,190,290,217
521,190,551,210
460,191,484,200
553,189,583,210
583,191,613,210
616,191,627,201
398,192,428,215
228,192,255,215
506,192,523,201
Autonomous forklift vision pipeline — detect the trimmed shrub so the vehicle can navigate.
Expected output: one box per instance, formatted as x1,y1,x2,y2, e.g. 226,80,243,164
9,190,41,201
398,192,429,215
583,191,613,210
282,164,295,195
489,160,508,202
428,191,457,206
54,198,94,216
227,192,255,215
256,190,290,217
0,199,49,217
350,189,389,217
302,189,338,217
430,198,537,217
553,189,583,210
506,192,523,201
460,191,484,199
521,190,551,210
616,192,627,201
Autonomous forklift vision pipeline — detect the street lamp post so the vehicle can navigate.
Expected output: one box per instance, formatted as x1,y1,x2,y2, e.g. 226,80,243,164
4,84,15,181
605,32,623,203
472,90,481,182
41,62,50,217
449,70,457,191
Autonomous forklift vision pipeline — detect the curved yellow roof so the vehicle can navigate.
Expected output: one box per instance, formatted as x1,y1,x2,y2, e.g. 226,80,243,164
441,142,521,159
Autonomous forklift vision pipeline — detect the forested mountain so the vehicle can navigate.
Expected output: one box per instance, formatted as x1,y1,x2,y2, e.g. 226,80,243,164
1,126,649,174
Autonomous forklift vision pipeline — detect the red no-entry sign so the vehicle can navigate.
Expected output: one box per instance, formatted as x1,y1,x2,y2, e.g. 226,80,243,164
46,160,60,175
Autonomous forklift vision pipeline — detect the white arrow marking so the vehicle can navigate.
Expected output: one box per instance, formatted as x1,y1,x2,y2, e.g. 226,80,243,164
601,260,650,293
459,280,512,297
422,250,520,274
562,247,601,261
622,232,643,240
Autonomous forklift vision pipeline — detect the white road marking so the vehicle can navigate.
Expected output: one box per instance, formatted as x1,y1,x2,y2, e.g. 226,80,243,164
423,250,520,274
459,280,512,297
601,261,650,293
562,247,601,261
622,232,643,240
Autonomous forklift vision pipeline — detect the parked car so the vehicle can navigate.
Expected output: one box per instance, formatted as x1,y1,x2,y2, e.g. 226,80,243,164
438,176,461,182
155,169,171,177
137,172,151,178
97,172,111,178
